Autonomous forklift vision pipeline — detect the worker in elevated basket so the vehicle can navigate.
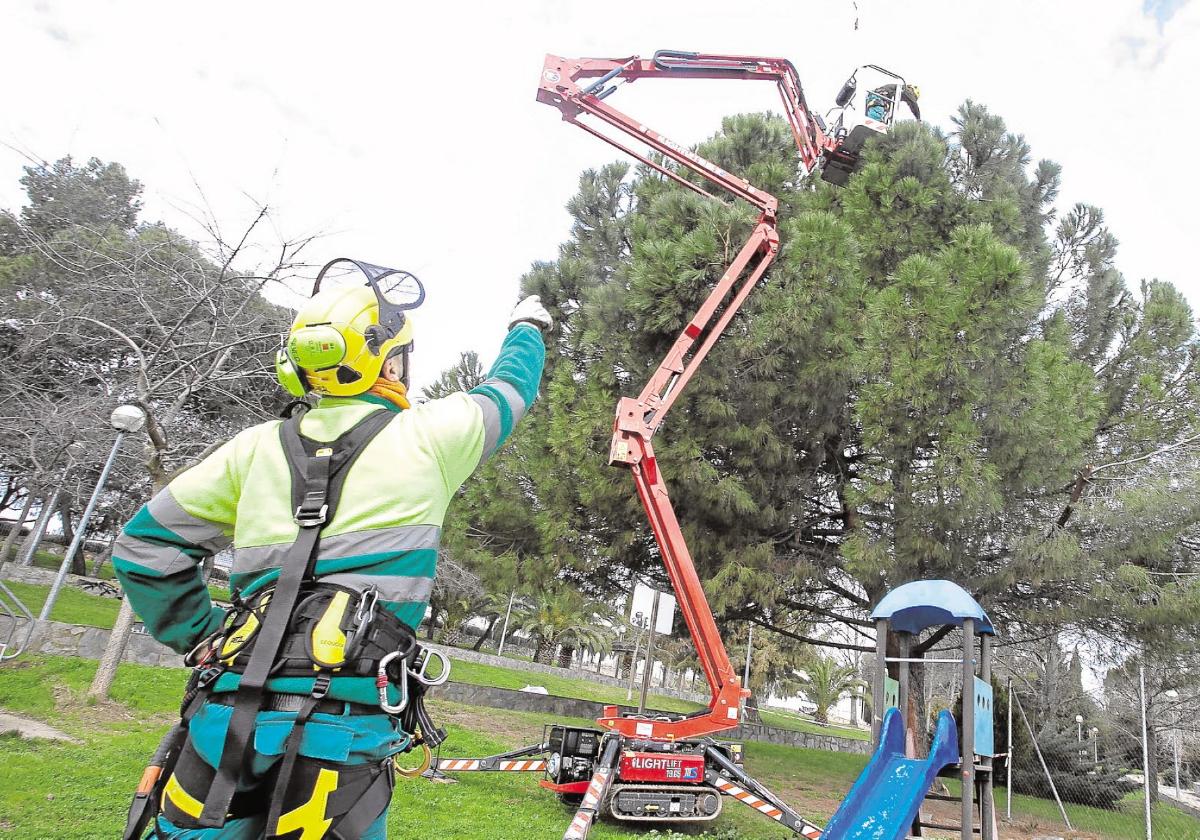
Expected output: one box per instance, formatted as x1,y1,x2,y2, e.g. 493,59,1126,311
113,257,549,839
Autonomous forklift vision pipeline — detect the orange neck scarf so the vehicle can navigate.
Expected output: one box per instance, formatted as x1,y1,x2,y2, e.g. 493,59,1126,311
366,379,411,411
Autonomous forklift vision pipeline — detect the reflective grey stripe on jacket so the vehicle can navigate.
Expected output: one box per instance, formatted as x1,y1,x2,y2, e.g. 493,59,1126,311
470,379,529,461
111,534,195,576
112,489,232,575
317,571,435,605
149,490,232,553
232,523,441,576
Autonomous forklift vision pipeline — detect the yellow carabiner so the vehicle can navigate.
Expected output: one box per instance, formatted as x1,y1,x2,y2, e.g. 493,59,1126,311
394,743,432,779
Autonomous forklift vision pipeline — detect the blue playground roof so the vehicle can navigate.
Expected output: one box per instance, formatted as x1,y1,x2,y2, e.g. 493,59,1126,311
870,580,995,635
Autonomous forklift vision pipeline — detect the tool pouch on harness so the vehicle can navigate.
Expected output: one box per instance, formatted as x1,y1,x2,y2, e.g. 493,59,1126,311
214,583,418,679
124,406,447,836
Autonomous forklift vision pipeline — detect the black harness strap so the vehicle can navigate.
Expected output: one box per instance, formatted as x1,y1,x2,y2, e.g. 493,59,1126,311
199,408,394,828
327,763,395,840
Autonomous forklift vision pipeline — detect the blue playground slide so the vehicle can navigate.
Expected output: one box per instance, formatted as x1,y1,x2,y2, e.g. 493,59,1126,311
820,707,960,840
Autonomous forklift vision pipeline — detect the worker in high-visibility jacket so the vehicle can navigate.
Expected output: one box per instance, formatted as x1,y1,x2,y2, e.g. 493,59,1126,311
113,269,549,839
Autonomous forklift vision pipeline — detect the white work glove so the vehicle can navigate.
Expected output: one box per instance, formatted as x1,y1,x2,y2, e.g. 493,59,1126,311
509,295,553,332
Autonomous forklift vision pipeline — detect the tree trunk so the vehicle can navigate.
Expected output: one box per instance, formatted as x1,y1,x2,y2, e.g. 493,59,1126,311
617,649,633,679
909,657,929,758
534,637,553,665
423,594,442,640
18,490,59,566
0,492,34,565
473,615,500,652
90,535,116,576
59,493,75,546
557,644,575,669
88,597,137,699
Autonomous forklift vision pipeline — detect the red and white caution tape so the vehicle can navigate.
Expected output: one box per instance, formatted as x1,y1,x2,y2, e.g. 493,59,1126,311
498,759,546,771
563,766,612,840
436,759,480,771
714,777,822,839
435,758,547,772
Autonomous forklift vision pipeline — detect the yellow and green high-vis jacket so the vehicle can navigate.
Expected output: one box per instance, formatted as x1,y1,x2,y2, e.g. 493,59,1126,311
113,324,544,696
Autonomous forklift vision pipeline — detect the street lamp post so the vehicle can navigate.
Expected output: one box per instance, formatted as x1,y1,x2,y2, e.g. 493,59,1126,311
638,589,661,715
1091,727,1100,765
626,611,644,702
39,406,145,621
1076,714,1084,766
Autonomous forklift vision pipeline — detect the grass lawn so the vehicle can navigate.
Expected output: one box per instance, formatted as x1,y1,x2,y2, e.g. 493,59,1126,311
0,577,869,745
0,655,866,839
934,776,1199,840
0,580,123,628
755,708,868,742
0,582,230,629
3,656,1198,839
448,659,705,716
992,784,1200,840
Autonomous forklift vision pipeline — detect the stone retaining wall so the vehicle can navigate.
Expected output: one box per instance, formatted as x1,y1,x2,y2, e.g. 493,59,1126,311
436,682,870,755
422,641,710,705
14,621,868,754
20,619,184,668
0,564,103,590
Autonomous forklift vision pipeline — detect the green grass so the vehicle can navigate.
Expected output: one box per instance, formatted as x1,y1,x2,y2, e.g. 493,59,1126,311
0,581,122,628
0,580,901,746
448,659,705,715
0,581,230,630
25,547,117,579
0,656,865,839
3,656,1198,839
755,708,869,742
992,784,1200,840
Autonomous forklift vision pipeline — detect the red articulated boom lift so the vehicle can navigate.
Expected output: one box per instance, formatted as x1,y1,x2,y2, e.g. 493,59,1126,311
425,50,917,840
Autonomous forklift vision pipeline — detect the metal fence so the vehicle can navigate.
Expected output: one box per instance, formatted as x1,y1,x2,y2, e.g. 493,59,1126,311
995,665,1200,840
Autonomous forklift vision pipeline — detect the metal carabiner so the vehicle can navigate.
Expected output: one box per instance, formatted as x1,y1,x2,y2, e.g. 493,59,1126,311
354,587,379,626
410,646,451,687
377,651,409,714
393,743,432,779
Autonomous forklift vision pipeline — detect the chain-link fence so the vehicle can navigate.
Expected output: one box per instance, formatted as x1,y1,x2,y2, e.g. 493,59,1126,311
993,660,1200,840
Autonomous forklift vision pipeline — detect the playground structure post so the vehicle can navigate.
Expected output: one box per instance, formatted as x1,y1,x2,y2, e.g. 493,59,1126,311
897,631,911,748
980,632,995,839
1006,676,1013,821
961,618,975,840
873,618,887,746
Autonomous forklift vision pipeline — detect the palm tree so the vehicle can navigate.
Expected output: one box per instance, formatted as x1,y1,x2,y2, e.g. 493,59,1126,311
470,590,514,652
514,589,616,666
792,655,860,725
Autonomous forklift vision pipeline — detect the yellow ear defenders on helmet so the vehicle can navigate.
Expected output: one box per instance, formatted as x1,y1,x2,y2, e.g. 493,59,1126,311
275,258,425,398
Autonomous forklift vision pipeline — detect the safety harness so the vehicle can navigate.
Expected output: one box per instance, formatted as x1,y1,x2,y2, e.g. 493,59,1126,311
124,407,448,840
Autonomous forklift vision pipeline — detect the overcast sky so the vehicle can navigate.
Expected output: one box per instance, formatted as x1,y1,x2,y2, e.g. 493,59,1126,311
2,0,1197,393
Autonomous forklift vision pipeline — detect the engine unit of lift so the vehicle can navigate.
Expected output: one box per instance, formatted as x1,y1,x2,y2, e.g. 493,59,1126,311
543,725,603,794
540,724,745,823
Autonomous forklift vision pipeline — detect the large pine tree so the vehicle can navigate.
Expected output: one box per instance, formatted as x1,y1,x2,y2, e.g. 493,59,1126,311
448,103,1200,674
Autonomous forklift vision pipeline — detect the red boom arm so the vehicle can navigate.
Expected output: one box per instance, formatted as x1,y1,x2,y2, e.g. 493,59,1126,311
537,51,829,740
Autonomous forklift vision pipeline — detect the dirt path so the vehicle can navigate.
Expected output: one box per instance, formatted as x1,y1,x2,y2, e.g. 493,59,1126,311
0,708,79,743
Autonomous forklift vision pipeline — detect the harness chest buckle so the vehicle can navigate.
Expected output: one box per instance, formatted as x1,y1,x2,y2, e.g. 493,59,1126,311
311,673,332,700
196,666,224,690
293,503,329,527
